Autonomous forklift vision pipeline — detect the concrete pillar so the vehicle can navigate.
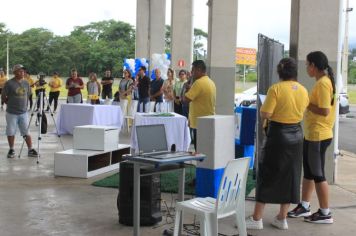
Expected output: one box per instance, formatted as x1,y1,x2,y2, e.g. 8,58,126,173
136,0,150,58
171,0,193,73
290,0,342,184
206,0,238,115
136,0,166,63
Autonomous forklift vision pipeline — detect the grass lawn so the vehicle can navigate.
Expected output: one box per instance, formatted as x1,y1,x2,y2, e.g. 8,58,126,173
348,90,356,105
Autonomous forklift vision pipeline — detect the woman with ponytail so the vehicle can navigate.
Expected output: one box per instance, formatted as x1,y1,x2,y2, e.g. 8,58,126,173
288,51,336,224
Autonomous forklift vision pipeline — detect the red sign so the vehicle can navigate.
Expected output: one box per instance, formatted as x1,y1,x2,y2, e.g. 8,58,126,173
177,59,185,67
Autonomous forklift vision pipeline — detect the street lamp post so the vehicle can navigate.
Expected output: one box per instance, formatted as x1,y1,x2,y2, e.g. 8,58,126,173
341,0,353,93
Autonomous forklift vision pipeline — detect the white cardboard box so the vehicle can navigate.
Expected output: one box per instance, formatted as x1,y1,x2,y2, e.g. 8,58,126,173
73,125,119,151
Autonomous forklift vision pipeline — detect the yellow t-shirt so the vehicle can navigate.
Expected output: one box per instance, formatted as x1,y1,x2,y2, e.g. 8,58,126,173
304,76,336,141
0,75,8,88
185,76,216,128
25,75,35,93
261,81,309,124
49,76,63,92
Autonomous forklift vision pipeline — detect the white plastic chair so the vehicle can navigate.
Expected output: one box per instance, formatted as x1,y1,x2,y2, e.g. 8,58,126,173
173,158,250,236
124,100,138,133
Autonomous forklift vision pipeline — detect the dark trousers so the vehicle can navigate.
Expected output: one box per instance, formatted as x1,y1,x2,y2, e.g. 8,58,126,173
192,128,197,151
137,97,150,112
48,91,60,111
174,99,182,115
102,90,112,99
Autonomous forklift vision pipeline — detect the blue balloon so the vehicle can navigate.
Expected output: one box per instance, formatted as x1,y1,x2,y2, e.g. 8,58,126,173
166,53,171,60
150,70,156,80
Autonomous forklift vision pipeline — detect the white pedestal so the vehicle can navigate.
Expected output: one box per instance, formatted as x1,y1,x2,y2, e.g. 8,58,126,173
73,125,119,151
54,144,130,178
197,115,235,169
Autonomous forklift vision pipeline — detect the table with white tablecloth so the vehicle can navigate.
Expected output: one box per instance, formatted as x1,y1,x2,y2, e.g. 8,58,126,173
130,112,191,153
57,104,123,135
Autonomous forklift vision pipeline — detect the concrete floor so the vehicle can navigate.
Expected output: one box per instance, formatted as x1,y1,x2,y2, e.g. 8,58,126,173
1,106,356,236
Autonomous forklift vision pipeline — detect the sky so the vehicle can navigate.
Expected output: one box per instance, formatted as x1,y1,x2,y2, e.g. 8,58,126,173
1,0,356,50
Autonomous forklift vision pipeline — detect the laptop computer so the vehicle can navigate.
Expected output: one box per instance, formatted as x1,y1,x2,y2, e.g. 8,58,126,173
135,124,191,159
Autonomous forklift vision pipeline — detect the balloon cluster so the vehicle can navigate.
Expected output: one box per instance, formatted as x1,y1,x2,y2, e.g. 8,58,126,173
150,53,171,80
123,58,149,78
123,54,171,80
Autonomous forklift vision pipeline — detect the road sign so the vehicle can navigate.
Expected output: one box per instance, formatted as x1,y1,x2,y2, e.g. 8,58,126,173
177,59,185,67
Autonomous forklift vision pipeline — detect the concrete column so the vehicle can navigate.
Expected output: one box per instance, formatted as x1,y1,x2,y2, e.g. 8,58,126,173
136,0,166,63
290,0,342,184
136,0,150,58
171,0,193,72
206,0,238,115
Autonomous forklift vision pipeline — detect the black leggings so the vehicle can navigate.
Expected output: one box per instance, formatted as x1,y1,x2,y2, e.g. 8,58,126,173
48,91,60,110
303,138,332,183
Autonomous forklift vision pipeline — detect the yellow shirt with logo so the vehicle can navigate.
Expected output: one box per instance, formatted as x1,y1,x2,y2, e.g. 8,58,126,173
0,75,8,88
49,76,63,92
261,81,309,124
304,76,336,141
185,75,216,128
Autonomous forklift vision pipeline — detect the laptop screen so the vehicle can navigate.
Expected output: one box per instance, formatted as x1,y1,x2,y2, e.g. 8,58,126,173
136,124,168,153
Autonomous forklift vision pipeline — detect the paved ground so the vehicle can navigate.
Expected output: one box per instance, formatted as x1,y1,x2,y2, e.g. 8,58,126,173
0,104,356,236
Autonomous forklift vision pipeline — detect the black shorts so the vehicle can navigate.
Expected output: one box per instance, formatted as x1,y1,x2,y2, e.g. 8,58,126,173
303,138,332,183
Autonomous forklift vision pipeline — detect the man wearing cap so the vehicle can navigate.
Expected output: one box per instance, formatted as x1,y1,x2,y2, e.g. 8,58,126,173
1,64,38,158
0,68,8,110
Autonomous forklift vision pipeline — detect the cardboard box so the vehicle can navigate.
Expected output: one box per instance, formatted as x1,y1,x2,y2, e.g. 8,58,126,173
73,125,119,151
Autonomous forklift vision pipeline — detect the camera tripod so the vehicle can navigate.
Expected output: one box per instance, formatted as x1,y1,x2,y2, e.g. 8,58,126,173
18,90,64,164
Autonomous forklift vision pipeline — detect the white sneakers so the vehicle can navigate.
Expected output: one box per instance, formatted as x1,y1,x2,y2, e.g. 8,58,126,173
271,217,288,230
246,216,263,230
246,216,288,230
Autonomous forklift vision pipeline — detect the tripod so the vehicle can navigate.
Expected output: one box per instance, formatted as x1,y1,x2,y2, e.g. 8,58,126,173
19,90,64,163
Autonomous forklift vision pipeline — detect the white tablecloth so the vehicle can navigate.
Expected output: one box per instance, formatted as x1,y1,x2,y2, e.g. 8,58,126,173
131,112,191,153
57,104,123,135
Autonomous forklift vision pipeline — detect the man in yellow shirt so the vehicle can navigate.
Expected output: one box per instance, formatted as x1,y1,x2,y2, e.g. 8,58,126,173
184,60,216,151
46,72,62,113
0,68,8,109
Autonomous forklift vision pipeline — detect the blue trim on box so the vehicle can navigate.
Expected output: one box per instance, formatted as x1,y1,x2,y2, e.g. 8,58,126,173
196,167,225,198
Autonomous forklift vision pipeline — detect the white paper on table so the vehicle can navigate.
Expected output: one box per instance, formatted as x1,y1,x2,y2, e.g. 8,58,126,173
259,94,266,104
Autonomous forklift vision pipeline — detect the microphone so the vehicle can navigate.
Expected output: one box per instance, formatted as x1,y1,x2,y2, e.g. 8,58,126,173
170,144,176,152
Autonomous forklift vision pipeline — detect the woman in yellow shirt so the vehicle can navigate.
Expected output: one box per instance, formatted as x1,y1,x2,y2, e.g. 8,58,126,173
46,72,62,112
246,58,309,230
288,51,336,224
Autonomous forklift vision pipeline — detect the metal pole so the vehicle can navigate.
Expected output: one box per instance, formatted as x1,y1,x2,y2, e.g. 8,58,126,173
341,0,352,93
334,0,346,183
243,65,246,87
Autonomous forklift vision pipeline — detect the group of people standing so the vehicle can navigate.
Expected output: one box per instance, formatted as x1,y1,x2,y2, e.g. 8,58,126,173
246,51,336,231
128,65,192,115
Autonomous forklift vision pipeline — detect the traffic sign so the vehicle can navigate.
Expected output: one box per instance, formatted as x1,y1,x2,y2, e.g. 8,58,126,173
177,59,185,67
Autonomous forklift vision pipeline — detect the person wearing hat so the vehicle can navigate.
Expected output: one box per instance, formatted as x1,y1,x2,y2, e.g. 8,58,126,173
0,68,8,110
1,64,38,158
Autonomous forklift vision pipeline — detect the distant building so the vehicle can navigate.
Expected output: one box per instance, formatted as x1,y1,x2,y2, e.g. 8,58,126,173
353,56,356,62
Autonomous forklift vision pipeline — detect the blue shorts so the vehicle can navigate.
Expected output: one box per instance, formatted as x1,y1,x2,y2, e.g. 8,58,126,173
6,112,29,136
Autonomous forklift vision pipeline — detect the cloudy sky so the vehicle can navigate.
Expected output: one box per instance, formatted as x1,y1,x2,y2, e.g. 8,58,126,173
1,0,355,49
